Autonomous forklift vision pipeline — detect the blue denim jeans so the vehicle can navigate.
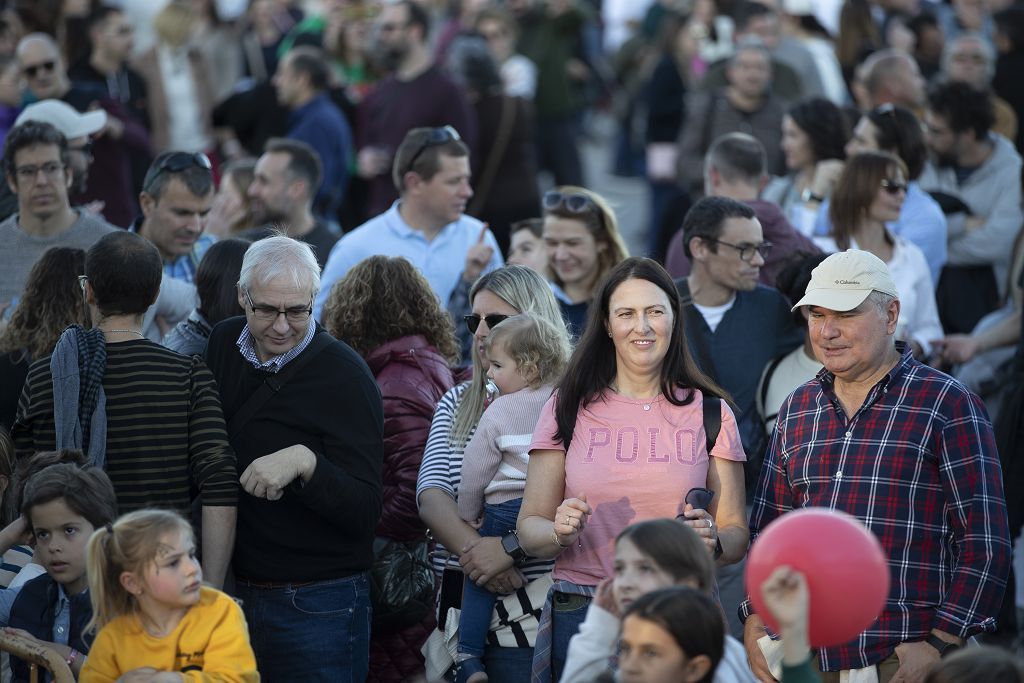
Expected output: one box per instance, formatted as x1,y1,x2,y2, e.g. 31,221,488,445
551,591,592,681
458,498,522,659
235,573,371,683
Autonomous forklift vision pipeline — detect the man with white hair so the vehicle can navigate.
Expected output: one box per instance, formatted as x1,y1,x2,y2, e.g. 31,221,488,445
740,250,1010,682
942,33,1018,142
204,235,384,682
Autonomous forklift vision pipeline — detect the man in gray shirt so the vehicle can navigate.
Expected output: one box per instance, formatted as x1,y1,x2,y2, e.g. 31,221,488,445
0,121,116,311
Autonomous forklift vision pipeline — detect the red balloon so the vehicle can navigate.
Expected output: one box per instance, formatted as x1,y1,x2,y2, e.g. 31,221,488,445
745,508,890,647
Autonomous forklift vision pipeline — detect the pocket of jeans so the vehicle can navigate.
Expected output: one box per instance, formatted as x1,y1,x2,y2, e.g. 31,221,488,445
290,584,355,617
552,592,590,613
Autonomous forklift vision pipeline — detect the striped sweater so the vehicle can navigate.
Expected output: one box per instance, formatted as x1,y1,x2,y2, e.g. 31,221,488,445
12,339,237,512
457,384,553,521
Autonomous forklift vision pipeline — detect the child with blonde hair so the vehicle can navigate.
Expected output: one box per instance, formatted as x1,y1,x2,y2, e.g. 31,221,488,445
79,510,257,682
455,314,571,683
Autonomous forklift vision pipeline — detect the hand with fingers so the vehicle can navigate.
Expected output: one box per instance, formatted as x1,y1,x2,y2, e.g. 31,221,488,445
462,225,494,284
552,492,591,549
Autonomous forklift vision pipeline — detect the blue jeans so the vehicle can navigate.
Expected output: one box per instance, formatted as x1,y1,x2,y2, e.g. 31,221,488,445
458,499,523,659
552,591,592,681
235,573,371,683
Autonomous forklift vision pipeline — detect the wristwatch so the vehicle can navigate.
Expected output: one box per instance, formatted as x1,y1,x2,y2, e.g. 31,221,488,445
801,188,825,204
501,530,528,565
924,633,960,657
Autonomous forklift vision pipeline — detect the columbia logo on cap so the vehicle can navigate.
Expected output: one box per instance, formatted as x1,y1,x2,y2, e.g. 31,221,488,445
835,279,861,285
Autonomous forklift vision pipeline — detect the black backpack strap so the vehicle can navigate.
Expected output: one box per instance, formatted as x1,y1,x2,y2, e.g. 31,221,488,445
759,353,788,418
703,396,721,455
227,331,333,442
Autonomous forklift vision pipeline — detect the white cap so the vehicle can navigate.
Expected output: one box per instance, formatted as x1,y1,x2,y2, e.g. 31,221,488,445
15,99,107,139
793,250,899,312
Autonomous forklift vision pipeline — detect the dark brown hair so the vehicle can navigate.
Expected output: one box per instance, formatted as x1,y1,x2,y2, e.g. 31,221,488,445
617,519,715,592
829,151,907,250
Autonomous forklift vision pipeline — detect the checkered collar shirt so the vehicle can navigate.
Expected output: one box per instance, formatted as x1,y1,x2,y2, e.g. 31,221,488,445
236,320,317,373
740,343,1011,671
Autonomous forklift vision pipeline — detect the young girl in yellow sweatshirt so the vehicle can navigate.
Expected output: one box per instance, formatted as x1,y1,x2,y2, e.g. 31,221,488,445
79,509,258,682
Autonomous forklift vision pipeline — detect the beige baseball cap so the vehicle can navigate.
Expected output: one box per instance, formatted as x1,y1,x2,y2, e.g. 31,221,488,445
792,250,899,312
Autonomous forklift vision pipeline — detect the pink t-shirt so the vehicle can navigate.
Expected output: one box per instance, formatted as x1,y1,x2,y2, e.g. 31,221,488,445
529,388,746,586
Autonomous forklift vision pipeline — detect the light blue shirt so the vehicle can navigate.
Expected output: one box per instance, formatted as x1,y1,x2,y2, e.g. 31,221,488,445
813,181,947,283
0,582,72,644
313,202,503,320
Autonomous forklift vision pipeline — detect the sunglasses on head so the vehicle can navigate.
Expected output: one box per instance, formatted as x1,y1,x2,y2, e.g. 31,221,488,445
23,61,55,78
543,190,596,214
881,179,907,195
143,151,212,192
404,125,461,176
463,313,509,334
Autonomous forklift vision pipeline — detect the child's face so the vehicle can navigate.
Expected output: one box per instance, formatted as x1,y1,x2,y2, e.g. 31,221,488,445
613,537,685,614
507,229,550,277
485,341,531,395
30,498,96,595
140,530,202,612
619,615,700,683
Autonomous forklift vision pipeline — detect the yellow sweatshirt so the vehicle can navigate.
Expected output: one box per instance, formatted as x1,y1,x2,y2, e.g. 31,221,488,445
80,586,259,682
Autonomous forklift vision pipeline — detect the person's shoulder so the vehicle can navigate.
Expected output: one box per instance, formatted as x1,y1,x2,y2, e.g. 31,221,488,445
73,210,119,235
207,316,247,351
337,211,391,247
743,284,791,309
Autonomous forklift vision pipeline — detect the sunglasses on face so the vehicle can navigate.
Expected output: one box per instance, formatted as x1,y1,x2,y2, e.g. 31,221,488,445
404,125,461,176
543,190,597,214
463,313,509,334
22,60,55,78
881,179,907,195
142,151,212,192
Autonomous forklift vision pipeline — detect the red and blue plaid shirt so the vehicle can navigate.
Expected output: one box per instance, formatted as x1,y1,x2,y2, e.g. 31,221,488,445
739,344,1011,671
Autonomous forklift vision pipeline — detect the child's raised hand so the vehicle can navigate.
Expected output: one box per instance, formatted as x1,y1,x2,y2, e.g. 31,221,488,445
0,515,32,549
759,565,809,632
593,577,620,618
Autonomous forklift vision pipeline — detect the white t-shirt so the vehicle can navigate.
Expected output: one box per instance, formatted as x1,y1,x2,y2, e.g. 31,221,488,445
694,296,736,333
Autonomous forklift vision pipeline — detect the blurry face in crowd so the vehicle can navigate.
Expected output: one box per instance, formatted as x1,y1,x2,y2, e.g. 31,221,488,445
544,215,605,298
469,289,519,366
408,153,473,227
66,135,93,195
18,38,65,100
374,4,415,70
0,61,20,108
846,118,881,157
923,109,959,167
698,216,765,293
946,37,990,89
890,57,926,108
272,54,304,109
238,275,315,362
619,616,707,683
8,143,72,222
508,228,550,278
95,11,135,64
726,47,771,100
477,17,513,63
606,277,675,379
249,151,302,224
781,115,814,172
613,537,688,615
868,167,907,224
739,13,780,50
140,177,213,261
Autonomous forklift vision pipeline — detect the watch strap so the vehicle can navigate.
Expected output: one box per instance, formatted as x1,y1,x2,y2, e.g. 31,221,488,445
925,633,959,657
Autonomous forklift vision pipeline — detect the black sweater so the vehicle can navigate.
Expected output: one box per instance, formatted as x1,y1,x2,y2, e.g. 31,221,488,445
205,318,384,582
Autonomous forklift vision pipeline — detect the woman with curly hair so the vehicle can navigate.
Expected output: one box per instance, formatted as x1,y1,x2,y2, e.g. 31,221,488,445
0,247,86,429
322,255,457,683
762,97,850,236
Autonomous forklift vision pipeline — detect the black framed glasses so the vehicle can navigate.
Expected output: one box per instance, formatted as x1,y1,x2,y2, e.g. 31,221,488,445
543,190,597,215
404,126,461,176
15,161,65,184
463,313,509,334
22,60,55,78
143,151,212,192
881,179,907,195
244,291,312,323
706,238,772,262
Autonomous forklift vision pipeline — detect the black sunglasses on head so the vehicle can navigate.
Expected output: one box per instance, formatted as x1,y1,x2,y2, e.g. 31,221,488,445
404,125,461,176
543,190,596,215
463,313,509,334
143,151,212,192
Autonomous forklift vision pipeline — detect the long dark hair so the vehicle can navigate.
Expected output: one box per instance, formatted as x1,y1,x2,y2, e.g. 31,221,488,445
196,238,250,326
553,257,729,447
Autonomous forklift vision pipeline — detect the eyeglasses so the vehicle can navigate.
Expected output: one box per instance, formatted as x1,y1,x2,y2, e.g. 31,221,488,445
22,61,55,78
77,275,88,293
244,291,313,323
705,238,772,262
463,313,509,334
142,151,212,192
543,190,597,215
881,179,907,195
15,161,64,183
404,126,461,176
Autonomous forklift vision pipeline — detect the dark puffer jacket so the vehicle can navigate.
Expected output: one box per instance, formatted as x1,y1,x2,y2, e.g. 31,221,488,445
364,334,454,683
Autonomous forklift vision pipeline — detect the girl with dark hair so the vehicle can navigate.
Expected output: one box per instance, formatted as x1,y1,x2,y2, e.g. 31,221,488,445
561,518,754,683
517,257,748,680
762,97,850,236
619,587,727,683
162,238,251,357
0,247,87,430
816,104,947,284
820,152,942,359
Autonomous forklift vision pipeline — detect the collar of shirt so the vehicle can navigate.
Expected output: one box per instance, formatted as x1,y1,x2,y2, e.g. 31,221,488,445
236,319,317,373
128,216,214,283
817,341,911,416
384,200,458,243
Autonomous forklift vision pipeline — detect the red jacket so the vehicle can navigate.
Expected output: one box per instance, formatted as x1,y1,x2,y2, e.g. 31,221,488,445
365,335,455,542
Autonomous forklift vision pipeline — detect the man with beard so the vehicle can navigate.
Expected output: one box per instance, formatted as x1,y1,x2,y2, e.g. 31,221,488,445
919,81,1023,333
243,138,338,269
355,0,475,219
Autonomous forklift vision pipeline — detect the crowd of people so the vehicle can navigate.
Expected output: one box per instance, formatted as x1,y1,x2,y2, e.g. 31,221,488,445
0,0,1022,682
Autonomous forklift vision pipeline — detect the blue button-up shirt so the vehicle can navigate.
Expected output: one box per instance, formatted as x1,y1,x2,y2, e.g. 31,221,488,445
129,216,215,284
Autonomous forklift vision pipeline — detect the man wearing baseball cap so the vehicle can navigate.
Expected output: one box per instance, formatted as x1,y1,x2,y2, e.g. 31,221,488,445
739,250,1010,682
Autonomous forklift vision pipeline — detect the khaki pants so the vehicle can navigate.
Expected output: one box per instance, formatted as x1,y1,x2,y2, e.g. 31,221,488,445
816,652,900,683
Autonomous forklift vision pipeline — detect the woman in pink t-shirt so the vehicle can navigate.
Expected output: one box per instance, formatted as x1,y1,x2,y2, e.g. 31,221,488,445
518,257,749,680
